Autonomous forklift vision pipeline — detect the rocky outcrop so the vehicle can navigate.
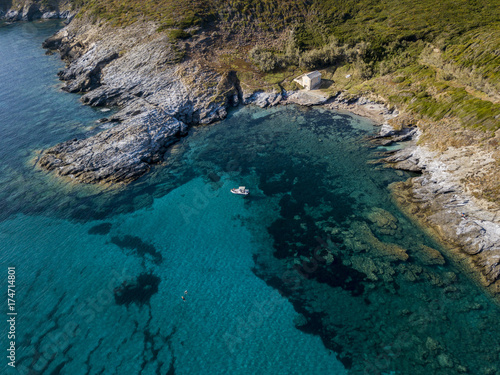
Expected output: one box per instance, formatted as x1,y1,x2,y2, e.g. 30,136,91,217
1,1,75,22
326,94,398,125
41,11,59,19
4,9,21,21
38,20,243,183
242,90,282,108
60,49,120,93
285,90,329,106
382,143,423,172
415,245,446,266
389,141,500,294
39,108,187,183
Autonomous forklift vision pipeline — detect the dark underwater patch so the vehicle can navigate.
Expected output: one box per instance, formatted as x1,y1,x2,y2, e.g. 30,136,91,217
279,194,304,219
254,270,352,369
114,273,161,306
88,222,112,235
267,217,316,259
111,235,163,264
311,260,366,296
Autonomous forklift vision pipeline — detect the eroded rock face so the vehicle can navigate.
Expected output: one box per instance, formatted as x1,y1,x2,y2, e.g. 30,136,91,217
1,0,75,21
390,143,500,292
2,5,57,21
21,3,42,21
4,10,21,21
39,109,187,183
242,90,282,108
41,11,59,19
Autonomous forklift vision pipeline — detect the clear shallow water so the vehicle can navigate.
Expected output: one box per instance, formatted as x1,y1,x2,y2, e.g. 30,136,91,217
0,21,116,221
1,21,500,375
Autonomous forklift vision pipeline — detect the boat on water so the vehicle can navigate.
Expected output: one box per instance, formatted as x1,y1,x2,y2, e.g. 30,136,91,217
231,186,249,195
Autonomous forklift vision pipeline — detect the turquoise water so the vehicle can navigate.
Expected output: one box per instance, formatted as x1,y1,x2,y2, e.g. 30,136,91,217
1,21,500,375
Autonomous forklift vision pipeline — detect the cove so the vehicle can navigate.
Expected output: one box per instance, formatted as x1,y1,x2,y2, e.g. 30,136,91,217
1,21,500,375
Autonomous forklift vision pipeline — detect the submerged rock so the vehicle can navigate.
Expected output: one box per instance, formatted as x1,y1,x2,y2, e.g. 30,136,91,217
415,245,446,266
243,90,282,107
425,337,441,351
349,221,409,262
365,207,398,235
350,256,379,281
437,353,453,368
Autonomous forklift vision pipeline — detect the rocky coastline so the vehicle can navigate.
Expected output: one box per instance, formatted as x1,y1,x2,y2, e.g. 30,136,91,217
386,141,500,298
28,16,397,186
333,96,500,298
36,19,244,183
0,1,75,22
318,93,500,298
34,16,305,184
10,14,500,298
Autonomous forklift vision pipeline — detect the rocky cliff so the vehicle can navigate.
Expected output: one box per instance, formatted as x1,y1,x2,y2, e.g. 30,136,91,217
378,125,500,296
0,0,74,21
36,18,285,183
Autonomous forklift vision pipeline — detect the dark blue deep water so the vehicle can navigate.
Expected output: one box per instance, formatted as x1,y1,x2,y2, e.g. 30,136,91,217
1,21,500,375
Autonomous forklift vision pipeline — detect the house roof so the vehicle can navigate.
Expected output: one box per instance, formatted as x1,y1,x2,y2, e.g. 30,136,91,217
305,71,321,79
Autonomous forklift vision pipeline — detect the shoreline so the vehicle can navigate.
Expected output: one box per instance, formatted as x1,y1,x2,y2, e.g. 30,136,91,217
323,95,500,301
0,3,75,23
387,143,500,299
391,178,500,305
34,16,500,301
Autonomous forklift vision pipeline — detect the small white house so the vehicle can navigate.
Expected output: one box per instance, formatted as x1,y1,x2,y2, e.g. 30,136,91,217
293,71,322,90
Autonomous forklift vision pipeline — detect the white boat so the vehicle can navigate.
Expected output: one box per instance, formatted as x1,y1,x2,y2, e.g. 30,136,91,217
231,186,249,195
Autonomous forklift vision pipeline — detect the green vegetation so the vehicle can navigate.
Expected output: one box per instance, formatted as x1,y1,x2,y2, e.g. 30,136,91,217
166,29,191,40
69,0,500,131
73,0,214,27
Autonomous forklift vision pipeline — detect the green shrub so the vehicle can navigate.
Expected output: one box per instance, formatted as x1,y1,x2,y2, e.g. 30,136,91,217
167,29,191,41
249,47,288,72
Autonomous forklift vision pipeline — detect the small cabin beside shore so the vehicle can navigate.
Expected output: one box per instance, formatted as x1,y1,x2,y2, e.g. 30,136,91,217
293,71,322,90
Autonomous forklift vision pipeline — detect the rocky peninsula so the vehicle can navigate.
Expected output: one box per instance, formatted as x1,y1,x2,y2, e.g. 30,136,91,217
33,17,290,183
387,137,500,297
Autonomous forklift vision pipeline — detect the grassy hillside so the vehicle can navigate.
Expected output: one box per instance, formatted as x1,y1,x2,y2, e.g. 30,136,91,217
67,0,500,134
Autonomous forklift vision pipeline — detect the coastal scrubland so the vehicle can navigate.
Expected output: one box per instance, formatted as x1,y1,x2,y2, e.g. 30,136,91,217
72,0,500,129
